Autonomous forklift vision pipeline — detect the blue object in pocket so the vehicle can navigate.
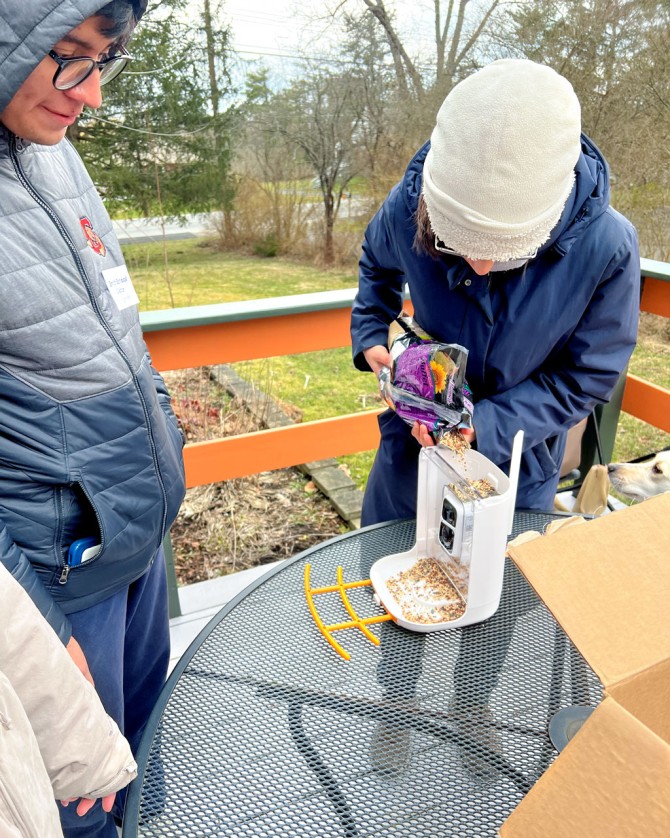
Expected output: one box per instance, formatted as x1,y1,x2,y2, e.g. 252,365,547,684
67,536,101,567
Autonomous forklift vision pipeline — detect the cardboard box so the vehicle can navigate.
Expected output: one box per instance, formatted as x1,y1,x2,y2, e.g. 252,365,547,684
501,493,670,838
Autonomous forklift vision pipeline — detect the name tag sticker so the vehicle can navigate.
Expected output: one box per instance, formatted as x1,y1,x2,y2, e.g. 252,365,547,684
102,265,140,311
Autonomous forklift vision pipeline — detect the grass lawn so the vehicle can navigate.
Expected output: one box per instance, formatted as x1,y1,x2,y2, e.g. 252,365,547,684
613,313,669,463
123,238,357,309
126,239,669,490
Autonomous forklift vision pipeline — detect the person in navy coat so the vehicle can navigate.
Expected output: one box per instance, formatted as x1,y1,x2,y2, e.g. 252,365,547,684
352,59,639,525
355,60,640,777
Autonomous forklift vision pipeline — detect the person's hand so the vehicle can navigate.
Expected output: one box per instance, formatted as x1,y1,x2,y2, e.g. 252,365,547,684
363,345,391,376
61,794,116,817
411,422,435,447
66,636,94,686
411,423,477,448
461,427,476,445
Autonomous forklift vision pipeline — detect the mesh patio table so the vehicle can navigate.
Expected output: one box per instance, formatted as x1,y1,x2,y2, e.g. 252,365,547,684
122,512,601,838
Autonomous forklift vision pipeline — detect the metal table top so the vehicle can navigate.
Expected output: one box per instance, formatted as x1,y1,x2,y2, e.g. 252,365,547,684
123,513,601,838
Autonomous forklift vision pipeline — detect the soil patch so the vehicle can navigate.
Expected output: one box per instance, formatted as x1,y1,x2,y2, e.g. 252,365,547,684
163,368,349,586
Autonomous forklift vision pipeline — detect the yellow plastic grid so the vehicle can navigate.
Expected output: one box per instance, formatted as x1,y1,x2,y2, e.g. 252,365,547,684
304,563,393,660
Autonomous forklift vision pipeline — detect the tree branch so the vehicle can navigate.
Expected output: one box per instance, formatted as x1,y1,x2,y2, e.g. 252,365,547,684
362,0,425,98
455,0,500,68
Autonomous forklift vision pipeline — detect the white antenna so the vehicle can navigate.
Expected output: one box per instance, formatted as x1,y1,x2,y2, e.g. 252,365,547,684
508,430,525,534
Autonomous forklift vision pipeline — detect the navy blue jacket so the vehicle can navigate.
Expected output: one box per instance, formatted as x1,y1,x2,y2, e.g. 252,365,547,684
351,138,639,520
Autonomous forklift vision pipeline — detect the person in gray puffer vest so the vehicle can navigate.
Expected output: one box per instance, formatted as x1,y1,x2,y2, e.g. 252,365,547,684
0,1,186,834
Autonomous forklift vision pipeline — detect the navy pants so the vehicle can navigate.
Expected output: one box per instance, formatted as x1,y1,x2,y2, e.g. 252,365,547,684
59,550,170,837
361,410,421,527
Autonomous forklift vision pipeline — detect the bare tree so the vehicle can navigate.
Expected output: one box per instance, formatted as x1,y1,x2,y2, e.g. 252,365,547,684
319,0,512,175
337,10,416,199
264,70,364,265
510,0,670,256
354,0,505,104
221,68,314,255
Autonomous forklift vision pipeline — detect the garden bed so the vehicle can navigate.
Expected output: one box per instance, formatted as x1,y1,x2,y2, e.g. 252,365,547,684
164,368,348,585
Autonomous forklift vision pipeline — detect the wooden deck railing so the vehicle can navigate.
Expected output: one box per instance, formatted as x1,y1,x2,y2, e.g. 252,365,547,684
621,261,670,430
142,259,670,490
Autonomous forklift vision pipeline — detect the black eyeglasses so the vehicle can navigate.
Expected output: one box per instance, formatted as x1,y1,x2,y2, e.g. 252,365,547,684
49,48,132,91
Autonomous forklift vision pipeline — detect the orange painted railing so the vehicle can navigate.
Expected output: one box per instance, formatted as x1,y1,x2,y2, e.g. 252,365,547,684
142,292,390,487
141,263,669,489
621,271,670,429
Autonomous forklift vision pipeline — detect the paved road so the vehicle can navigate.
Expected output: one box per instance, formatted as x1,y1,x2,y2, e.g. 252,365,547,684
113,212,213,245
113,196,372,246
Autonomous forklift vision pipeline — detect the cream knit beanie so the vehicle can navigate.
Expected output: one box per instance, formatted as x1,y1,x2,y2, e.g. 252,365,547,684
422,59,582,261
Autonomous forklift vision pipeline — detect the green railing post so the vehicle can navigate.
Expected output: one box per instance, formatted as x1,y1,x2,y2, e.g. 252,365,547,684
578,368,628,477
162,533,182,618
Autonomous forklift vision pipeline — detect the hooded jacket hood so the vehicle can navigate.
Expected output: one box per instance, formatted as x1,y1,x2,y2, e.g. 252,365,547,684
0,0,147,113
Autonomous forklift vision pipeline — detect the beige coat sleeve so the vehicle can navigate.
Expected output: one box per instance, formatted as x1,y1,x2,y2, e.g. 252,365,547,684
0,565,137,802
0,670,65,837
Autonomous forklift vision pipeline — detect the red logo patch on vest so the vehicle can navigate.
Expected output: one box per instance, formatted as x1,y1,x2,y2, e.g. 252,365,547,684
80,217,107,257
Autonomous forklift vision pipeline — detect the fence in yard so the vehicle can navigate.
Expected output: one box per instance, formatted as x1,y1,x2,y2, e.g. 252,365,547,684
143,257,669,488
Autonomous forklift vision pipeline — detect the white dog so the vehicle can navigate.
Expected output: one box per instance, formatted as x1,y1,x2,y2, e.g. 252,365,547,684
608,450,670,501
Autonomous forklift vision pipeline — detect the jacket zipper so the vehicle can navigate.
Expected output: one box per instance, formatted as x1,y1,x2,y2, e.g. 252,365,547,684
59,482,106,585
9,138,170,580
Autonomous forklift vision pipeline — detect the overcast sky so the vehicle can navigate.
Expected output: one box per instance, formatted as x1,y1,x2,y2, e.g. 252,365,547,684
224,0,305,59
221,0,435,65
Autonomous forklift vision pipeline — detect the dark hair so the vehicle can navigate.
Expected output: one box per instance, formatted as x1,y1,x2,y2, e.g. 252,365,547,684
96,1,140,46
413,194,441,259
